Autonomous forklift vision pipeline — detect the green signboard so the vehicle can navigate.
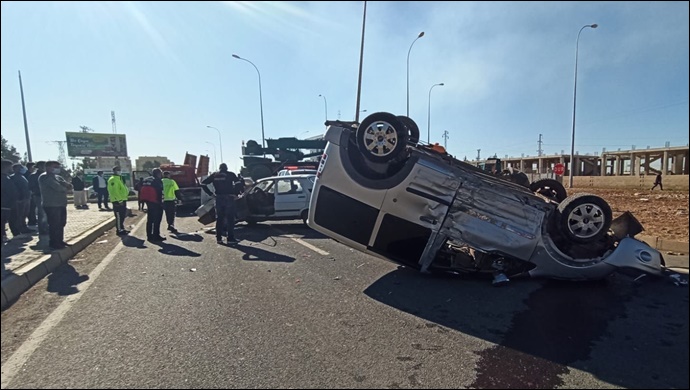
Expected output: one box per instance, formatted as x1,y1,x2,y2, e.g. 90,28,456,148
66,132,128,157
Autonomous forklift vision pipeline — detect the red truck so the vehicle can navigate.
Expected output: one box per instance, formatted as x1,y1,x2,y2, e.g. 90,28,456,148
134,153,210,209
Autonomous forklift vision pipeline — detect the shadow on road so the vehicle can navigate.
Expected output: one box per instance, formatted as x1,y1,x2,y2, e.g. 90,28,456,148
120,235,147,249
47,263,89,296
364,267,689,389
170,233,204,242
236,223,327,242
148,241,201,257
232,242,295,263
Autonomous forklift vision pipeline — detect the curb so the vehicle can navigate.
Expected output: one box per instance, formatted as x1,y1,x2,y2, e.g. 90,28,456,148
1,217,116,310
637,235,689,255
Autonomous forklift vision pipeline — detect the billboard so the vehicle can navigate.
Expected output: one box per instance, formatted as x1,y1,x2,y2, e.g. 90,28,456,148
66,132,128,157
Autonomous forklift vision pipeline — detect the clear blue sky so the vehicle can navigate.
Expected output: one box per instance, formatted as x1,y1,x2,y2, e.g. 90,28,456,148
2,1,688,170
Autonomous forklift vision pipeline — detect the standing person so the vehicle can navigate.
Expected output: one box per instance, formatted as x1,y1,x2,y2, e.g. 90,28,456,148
2,160,18,244
134,177,146,211
28,161,48,235
92,171,111,210
201,163,244,245
108,166,130,235
24,162,37,226
9,163,32,236
38,161,73,250
139,168,165,242
71,171,88,209
162,171,180,233
651,173,663,191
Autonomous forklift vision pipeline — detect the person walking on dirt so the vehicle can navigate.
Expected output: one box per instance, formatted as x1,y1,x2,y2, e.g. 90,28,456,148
162,171,180,233
651,173,663,191
201,163,244,245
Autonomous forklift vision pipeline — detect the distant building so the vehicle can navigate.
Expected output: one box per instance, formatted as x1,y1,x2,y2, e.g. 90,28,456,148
135,156,172,171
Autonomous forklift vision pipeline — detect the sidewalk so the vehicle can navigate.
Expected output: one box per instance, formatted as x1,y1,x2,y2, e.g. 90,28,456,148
1,202,136,309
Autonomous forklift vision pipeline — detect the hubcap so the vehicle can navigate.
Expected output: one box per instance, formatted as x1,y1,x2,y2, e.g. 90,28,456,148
363,121,398,157
567,203,606,239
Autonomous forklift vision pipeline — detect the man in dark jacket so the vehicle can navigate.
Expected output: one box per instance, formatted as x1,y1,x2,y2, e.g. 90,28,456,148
2,160,18,243
28,161,48,235
143,168,165,242
201,163,244,245
10,163,32,236
71,172,87,209
24,162,37,226
38,161,73,250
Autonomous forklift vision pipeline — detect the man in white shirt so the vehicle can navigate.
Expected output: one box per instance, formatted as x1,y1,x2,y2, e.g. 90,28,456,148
91,171,111,210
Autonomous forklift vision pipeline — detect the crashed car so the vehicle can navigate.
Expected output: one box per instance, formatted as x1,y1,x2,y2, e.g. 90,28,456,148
307,112,664,284
235,174,316,225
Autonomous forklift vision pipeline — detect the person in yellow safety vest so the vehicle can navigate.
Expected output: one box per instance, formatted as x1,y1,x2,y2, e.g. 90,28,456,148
162,171,181,233
107,166,130,236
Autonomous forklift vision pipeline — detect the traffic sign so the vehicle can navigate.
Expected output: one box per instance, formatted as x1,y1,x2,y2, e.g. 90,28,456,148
553,163,565,176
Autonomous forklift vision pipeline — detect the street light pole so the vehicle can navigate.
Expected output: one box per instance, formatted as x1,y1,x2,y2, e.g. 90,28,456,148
232,54,266,156
18,70,32,162
205,141,217,169
427,83,444,144
407,31,425,117
318,94,328,122
206,126,224,164
569,23,598,188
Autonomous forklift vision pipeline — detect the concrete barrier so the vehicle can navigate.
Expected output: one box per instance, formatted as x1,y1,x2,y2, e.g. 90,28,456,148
564,174,689,190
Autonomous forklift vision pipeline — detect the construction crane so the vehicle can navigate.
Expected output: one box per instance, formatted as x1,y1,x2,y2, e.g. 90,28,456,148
46,141,67,166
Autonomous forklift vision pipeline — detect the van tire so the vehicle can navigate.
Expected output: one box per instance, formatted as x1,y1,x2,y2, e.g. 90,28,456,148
356,112,408,164
530,178,567,202
557,193,612,244
301,210,309,226
397,115,420,144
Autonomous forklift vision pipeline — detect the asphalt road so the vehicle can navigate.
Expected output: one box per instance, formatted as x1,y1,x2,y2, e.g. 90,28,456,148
1,214,688,389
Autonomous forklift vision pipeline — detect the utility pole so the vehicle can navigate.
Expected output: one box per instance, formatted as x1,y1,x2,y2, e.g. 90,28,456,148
476,149,481,161
442,130,449,149
18,70,33,161
537,133,543,156
111,111,117,133
47,141,67,166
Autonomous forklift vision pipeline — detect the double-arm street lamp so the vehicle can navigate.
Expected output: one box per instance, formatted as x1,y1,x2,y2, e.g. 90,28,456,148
427,83,444,144
206,126,224,164
569,23,598,188
406,31,425,117
232,54,266,154
318,94,328,122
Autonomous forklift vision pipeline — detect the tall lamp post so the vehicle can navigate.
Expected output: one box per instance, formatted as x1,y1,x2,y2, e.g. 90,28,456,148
205,141,217,169
569,23,598,188
206,126,224,164
427,83,444,143
318,94,328,122
232,54,266,155
407,31,425,117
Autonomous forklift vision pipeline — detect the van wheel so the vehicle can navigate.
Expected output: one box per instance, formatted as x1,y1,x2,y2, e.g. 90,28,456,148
356,112,408,164
397,115,420,144
557,193,612,244
301,210,309,226
530,178,567,202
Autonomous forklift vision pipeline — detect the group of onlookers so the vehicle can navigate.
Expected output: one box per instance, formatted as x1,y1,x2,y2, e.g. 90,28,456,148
2,159,72,250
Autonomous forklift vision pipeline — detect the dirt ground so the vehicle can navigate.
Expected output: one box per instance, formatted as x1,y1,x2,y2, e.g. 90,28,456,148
573,188,689,243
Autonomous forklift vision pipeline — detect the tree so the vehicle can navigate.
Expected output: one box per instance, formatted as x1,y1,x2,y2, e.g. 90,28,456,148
142,160,162,170
1,135,20,162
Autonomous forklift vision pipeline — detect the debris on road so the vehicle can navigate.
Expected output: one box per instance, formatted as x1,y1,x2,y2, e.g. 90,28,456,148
334,276,341,280
190,268,197,272
96,240,108,244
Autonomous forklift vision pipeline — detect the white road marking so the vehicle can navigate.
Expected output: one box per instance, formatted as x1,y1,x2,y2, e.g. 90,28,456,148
272,228,330,256
0,217,147,389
